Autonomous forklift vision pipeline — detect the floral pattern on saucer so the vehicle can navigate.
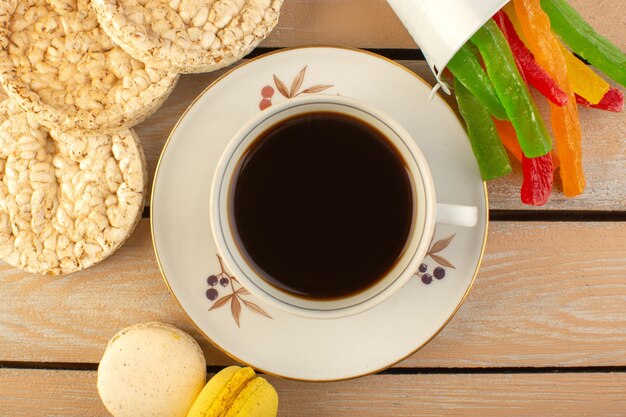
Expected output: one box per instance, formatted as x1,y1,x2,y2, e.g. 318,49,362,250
205,255,272,327
205,233,456,326
153,47,487,380
259,66,333,110
415,233,456,285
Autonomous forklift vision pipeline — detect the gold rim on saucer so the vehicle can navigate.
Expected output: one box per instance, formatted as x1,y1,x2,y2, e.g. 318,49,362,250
150,45,489,382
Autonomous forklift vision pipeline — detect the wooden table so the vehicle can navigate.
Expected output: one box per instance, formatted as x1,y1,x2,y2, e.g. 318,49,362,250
1,1,625,415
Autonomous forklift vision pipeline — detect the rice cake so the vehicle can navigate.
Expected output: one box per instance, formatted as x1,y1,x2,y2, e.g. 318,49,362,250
0,0,178,133
91,0,283,73
0,99,147,275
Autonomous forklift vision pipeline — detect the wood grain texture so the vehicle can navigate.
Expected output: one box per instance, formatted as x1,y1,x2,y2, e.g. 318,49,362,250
0,221,624,367
410,221,626,367
135,61,626,211
259,0,625,51
261,0,413,48
1,1,624,415
0,220,231,367
2,369,626,417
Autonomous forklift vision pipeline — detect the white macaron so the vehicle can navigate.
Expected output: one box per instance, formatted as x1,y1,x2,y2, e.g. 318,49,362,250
97,322,207,417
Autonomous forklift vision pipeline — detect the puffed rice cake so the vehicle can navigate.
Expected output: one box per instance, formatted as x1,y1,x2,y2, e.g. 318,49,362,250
0,99,147,275
91,0,283,73
0,0,178,133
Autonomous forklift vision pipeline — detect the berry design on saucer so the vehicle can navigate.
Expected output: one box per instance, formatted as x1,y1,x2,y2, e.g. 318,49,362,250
259,66,333,110
415,234,456,285
206,255,272,327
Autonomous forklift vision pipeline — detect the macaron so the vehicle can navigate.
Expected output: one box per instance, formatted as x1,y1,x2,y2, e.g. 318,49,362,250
187,366,278,417
97,322,206,417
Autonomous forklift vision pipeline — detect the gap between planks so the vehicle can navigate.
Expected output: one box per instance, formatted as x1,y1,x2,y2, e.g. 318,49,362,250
0,221,625,368
2,369,626,417
141,206,626,221
2,361,626,375
250,47,427,61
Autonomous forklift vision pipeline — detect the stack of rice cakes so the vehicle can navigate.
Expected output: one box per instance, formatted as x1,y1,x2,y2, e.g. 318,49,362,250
0,0,283,274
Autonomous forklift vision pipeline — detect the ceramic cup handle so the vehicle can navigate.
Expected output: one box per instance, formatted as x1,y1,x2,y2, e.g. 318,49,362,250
436,203,478,227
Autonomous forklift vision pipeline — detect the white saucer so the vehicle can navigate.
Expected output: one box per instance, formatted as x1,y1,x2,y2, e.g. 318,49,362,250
151,47,488,381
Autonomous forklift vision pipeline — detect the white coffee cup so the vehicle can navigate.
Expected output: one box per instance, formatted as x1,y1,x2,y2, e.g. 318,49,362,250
211,95,477,319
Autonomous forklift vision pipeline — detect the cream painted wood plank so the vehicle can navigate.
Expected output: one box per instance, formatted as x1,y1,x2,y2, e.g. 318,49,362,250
135,61,625,210
405,220,626,367
0,220,233,367
261,0,414,49
2,369,626,417
259,0,625,51
1,221,625,368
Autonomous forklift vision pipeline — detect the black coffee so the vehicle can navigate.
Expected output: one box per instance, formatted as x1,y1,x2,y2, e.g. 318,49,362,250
232,111,413,299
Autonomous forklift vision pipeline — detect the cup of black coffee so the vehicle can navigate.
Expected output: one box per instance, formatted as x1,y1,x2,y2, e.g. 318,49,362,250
211,95,477,319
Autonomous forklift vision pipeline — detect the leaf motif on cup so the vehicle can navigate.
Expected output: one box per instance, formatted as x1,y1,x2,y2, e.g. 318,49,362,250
301,85,334,94
209,294,233,311
429,253,455,269
429,234,456,255
205,255,272,327
414,234,456,285
273,75,290,98
260,66,334,109
242,299,273,319
289,66,307,97
236,287,250,295
231,296,241,327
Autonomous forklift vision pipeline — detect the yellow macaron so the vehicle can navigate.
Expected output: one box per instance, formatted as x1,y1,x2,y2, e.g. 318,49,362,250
187,366,278,417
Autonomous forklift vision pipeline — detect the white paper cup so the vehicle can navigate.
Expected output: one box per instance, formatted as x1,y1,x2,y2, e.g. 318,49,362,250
210,95,477,319
386,0,509,93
